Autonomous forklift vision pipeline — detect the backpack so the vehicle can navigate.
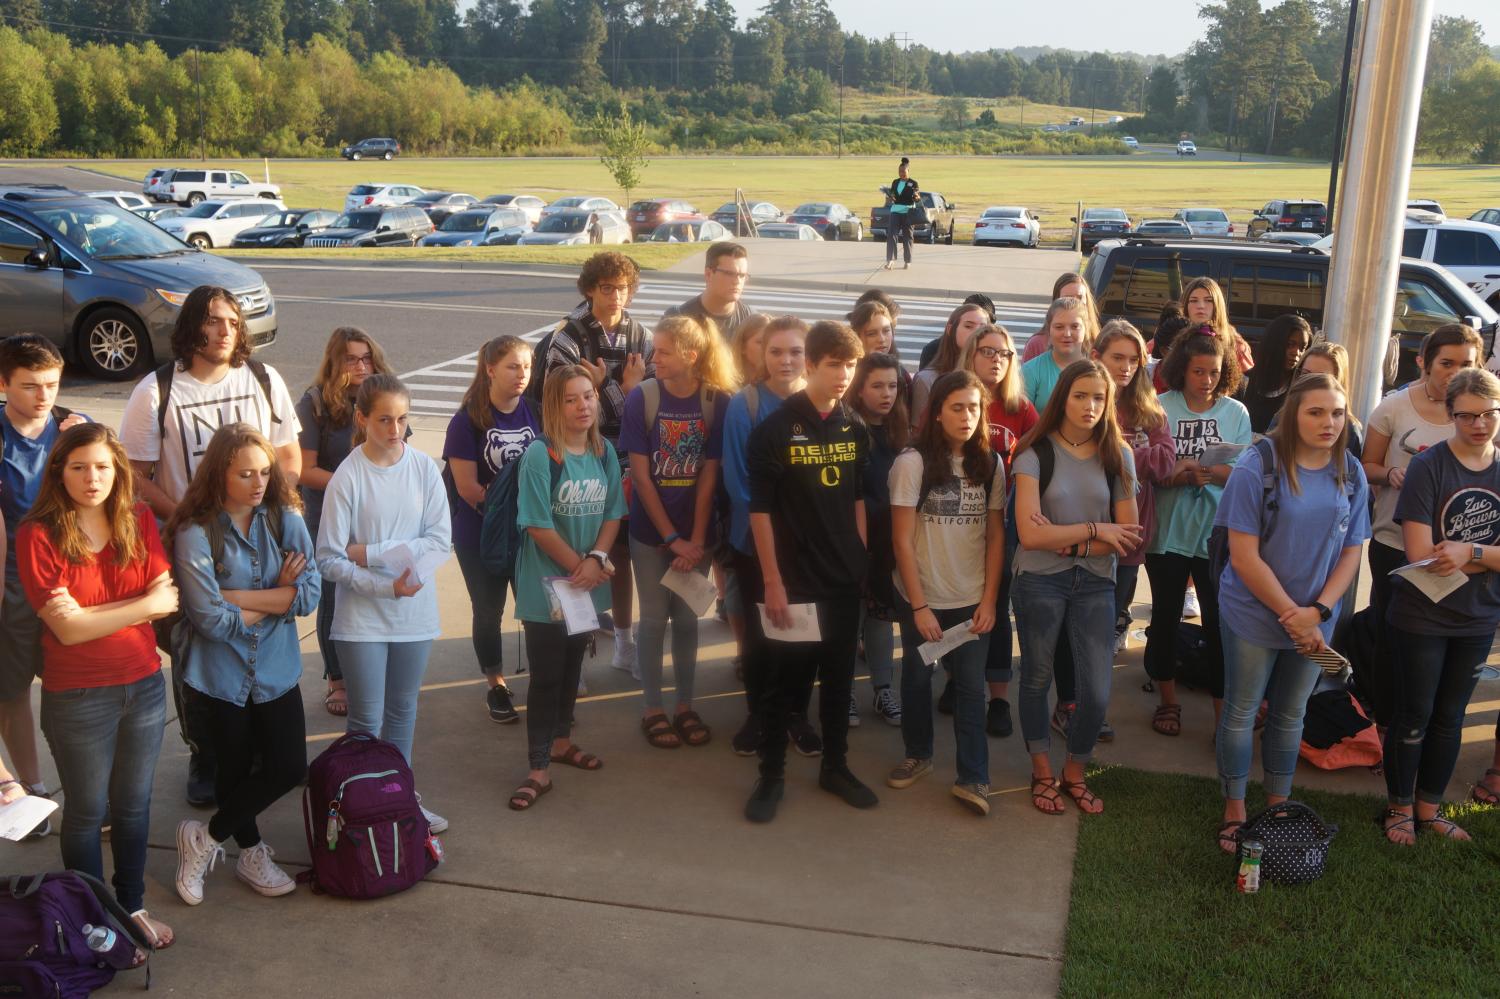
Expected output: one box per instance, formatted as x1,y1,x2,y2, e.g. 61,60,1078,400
479,442,608,578
1299,686,1382,770
639,379,719,441
154,359,282,440
298,732,439,900
1031,436,1120,525
524,313,647,408
0,870,151,997
0,405,74,448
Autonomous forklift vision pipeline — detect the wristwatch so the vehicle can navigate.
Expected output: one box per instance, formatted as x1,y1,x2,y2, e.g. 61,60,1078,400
1312,601,1332,623
1473,544,1485,564
585,550,614,573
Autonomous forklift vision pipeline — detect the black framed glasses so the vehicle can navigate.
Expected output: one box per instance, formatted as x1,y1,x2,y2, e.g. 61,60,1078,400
975,346,1014,360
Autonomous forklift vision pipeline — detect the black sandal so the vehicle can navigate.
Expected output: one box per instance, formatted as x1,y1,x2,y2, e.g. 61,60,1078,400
1031,776,1065,815
1060,777,1104,815
1417,813,1468,840
1472,769,1500,806
1376,808,1416,846
551,744,604,770
1217,820,1243,855
673,710,711,747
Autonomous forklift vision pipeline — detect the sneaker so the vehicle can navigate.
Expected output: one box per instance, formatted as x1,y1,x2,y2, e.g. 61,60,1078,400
1182,588,1201,619
1113,627,1129,656
417,795,448,835
174,819,223,906
610,626,639,678
887,757,932,789
732,714,762,757
819,765,878,809
936,678,956,716
1097,718,1116,743
744,777,784,823
847,693,861,728
577,673,589,696
873,686,902,726
22,785,51,840
487,684,520,724
185,751,216,808
986,697,1013,738
1050,701,1075,738
235,842,295,897
787,715,823,757
951,782,991,816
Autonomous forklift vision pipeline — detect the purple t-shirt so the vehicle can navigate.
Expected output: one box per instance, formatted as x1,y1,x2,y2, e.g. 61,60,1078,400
442,400,541,548
619,382,727,545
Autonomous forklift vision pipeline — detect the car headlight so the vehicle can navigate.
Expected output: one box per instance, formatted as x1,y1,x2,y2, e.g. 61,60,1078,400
156,288,190,307
260,234,278,242
458,239,473,246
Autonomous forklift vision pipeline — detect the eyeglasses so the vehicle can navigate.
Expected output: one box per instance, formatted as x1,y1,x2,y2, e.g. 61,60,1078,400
344,354,374,368
1453,408,1500,427
711,269,749,281
596,283,632,296
975,346,1014,360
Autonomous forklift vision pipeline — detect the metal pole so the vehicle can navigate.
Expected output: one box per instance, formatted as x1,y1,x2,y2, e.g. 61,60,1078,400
193,47,206,162
1324,0,1434,424
1325,0,1362,235
838,61,844,159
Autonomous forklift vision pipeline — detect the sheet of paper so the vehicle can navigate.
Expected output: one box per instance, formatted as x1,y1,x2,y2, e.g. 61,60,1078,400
544,576,600,635
757,602,821,642
662,567,717,617
916,620,979,665
0,794,58,842
1389,559,1467,604
1199,442,1249,468
382,542,450,586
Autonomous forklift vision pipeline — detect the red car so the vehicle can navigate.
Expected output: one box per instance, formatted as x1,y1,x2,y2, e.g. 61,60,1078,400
628,198,700,239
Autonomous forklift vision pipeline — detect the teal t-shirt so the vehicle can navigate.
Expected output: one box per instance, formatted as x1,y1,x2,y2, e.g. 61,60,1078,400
1022,353,1068,411
1149,391,1252,558
513,439,627,623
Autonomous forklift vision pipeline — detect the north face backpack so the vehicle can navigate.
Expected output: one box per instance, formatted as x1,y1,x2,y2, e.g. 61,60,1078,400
0,870,151,997
299,733,439,900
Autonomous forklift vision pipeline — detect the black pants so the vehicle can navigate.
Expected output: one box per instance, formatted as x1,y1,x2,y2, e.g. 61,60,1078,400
885,212,913,264
173,669,216,768
455,544,512,676
521,621,591,771
1383,628,1493,806
1361,540,1404,727
731,548,814,718
1143,552,1224,698
755,595,859,779
205,685,307,849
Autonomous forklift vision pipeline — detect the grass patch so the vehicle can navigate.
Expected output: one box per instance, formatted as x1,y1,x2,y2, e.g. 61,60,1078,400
841,92,1130,131
1062,766,1500,998
211,241,701,270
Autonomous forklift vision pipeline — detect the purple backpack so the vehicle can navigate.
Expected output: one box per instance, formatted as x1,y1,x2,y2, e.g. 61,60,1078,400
0,870,150,997
299,732,440,899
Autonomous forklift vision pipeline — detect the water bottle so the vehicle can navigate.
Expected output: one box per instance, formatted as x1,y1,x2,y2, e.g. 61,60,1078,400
81,923,117,952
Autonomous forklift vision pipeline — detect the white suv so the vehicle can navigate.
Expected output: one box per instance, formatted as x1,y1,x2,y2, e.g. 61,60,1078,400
1177,140,1198,156
1403,216,1500,309
156,199,286,249
344,183,426,212
160,169,281,206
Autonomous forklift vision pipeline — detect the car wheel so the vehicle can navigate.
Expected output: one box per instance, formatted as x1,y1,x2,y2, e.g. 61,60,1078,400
77,307,151,381
826,226,838,241
383,151,393,161
946,227,954,245
352,152,362,160
188,233,211,249
186,192,205,206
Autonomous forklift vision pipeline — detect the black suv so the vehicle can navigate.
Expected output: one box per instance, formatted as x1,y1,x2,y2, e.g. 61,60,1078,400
305,205,433,247
340,138,401,161
1248,199,1328,237
1084,237,1499,386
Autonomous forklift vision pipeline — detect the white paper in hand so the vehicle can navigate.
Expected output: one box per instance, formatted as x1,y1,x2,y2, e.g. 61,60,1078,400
1199,442,1249,468
1389,559,1467,604
916,620,979,665
383,543,450,586
662,568,717,617
544,576,600,635
757,602,820,642
0,794,58,842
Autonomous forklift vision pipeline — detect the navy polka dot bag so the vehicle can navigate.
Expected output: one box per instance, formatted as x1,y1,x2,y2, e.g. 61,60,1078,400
1235,801,1338,885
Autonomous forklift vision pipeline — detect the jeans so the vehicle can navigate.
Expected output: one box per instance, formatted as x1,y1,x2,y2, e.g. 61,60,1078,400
335,640,433,764
205,685,307,848
886,211,913,264
1361,541,1405,727
40,671,166,913
731,548,814,719
1013,568,1114,760
755,594,859,779
860,607,896,689
455,544,511,677
521,621,591,771
1144,552,1224,698
314,578,342,682
1383,628,1493,806
1216,624,1321,800
899,605,991,785
984,510,1019,685
630,537,708,711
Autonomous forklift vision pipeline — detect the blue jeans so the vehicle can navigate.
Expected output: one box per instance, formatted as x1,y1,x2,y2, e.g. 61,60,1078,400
1013,568,1114,760
335,640,433,764
1383,628,1493,806
630,538,708,711
315,578,342,682
1216,625,1321,801
40,671,167,913
899,604,990,785
859,604,896,690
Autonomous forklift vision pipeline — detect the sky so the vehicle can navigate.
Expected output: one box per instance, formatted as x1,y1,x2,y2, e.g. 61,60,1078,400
724,1,1500,57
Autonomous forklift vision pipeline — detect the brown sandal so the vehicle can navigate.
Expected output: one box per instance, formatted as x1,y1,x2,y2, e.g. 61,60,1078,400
673,710,711,746
324,685,348,717
508,778,552,811
1472,768,1500,806
550,744,603,770
1031,776,1065,815
1152,702,1182,737
1217,820,1243,854
1060,777,1104,814
641,715,681,749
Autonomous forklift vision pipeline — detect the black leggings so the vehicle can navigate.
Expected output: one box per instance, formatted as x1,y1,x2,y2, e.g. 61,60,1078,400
1143,552,1224,699
755,595,860,778
521,621,591,771
205,685,307,848
1361,540,1405,727
455,544,512,676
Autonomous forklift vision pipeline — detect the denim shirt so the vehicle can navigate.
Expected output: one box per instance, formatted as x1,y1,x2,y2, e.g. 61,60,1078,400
174,507,320,705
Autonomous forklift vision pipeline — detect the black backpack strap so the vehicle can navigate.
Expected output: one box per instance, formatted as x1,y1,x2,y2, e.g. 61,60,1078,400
1036,436,1055,496
155,361,175,440
1254,437,1279,541
247,359,282,426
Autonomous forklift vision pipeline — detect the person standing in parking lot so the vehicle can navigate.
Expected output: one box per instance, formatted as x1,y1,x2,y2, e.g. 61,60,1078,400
118,285,301,809
885,157,919,271
663,242,753,340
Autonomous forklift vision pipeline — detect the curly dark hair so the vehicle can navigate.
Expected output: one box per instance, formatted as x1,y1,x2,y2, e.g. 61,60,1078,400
170,285,251,370
576,251,640,298
1159,326,1242,399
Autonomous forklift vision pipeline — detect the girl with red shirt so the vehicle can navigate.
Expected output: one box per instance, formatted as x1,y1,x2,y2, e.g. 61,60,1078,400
17,423,179,953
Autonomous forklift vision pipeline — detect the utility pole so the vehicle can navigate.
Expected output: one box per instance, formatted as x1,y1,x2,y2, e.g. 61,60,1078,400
890,32,911,99
1326,0,1361,235
193,47,206,162
838,60,845,158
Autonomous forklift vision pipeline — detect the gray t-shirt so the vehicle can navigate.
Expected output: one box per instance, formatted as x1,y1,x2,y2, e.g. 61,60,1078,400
887,449,1005,609
1012,438,1137,581
295,387,357,537
663,295,752,341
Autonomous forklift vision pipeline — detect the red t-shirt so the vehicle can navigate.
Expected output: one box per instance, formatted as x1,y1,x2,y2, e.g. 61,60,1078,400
17,504,169,692
987,398,1039,476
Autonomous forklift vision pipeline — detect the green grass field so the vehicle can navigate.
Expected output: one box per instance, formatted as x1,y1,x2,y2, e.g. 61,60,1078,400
213,242,701,269
840,91,1132,131
49,155,1500,246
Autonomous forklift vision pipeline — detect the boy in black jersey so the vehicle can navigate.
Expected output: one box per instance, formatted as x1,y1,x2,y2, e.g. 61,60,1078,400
745,321,875,822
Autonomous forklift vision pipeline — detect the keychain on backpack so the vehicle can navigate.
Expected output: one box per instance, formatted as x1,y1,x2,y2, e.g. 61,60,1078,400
325,802,344,850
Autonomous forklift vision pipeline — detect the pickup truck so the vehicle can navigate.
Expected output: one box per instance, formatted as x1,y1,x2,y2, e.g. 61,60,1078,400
870,189,957,245
158,168,282,206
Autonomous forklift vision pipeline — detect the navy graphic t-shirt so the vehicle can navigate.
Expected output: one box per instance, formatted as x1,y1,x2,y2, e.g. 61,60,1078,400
1390,440,1500,636
443,400,542,549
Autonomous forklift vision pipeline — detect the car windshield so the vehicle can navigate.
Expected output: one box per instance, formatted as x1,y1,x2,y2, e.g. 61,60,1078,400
538,214,587,233
350,185,378,196
794,204,831,215
715,203,738,214
442,211,491,232
1183,210,1225,222
34,201,194,258
333,211,380,229
183,202,224,219
1087,210,1128,221
484,195,515,204
984,209,1021,218
551,198,584,209
414,194,448,205
630,201,661,213
265,212,300,227
1287,203,1325,214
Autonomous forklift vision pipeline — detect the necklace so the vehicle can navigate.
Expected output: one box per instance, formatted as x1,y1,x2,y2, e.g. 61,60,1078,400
1058,429,1092,448
1420,383,1441,404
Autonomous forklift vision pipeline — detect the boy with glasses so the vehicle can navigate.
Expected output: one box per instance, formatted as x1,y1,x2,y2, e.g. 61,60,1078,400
665,242,752,340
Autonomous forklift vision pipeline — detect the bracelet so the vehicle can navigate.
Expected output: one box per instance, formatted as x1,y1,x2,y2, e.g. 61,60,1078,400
1088,521,1097,540
1384,467,1394,485
911,604,929,613
663,532,681,546
1083,539,1093,558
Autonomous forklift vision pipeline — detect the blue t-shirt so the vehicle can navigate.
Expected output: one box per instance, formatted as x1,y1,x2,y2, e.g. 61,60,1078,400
1,406,85,582
618,383,727,546
513,440,627,623
1150,392,1252,559
1022,353,1067,411
722,385,789,555
1216,445,1370,648
442,400,541,550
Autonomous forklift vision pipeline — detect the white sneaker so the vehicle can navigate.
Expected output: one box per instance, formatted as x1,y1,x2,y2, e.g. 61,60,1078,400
847,693,861,728
235,842,295,897
611,627,639,679
1182,588,1201,619
174,819,223,906
419,799,449,835
577,673,589,696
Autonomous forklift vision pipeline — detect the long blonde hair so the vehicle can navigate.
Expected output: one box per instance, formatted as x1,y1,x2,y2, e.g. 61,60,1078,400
541,364,607,457
959,324,1026,415
462,335,532,434
655,315,740,396
1094,319,1165,431
1269,372,1349,496
166,424,302,541
310,327,394,428
731,313,770,386
21,424,145,566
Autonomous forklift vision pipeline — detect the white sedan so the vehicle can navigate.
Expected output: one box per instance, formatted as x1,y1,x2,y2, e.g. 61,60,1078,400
540,196,621,220
755,223,821,241
1174,207,1233,237
973,206,1041,248
156,199,286,249
517,209,631,245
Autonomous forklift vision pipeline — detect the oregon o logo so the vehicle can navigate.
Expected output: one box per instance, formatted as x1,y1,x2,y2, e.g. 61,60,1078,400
820,465,841,487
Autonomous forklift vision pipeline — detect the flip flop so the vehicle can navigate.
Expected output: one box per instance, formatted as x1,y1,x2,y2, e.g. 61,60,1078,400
1472,768,1500,806
130,910,173,952
324,686,348,717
